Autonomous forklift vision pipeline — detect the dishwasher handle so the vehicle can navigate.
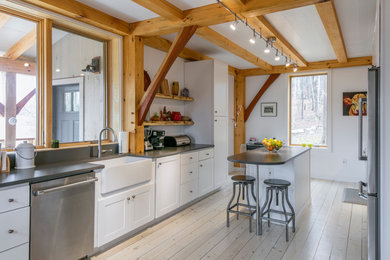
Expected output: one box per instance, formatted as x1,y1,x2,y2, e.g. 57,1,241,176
33,177,98,196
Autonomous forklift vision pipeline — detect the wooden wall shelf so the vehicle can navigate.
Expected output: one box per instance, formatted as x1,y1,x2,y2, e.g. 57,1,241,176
144,121,194,126
155,93,194,101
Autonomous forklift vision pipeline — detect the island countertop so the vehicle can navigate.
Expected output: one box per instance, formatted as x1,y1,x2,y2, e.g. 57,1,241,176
227,146,310,165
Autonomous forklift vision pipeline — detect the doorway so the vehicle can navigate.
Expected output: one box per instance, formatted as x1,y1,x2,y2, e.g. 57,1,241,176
52,77,84,143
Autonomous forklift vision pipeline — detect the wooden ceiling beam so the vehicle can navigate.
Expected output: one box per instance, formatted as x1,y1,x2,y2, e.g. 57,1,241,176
196,27,272,70
138,25,198,125
130,3,233,36
19,0,131,35
3,28,36,60
248,16,307,67
143,36,238,76
0,56,36,75
316,1,347,63
239,56,372,76
130,0,327,36
0,13,11,28
132,0,184,21
143,36,211,61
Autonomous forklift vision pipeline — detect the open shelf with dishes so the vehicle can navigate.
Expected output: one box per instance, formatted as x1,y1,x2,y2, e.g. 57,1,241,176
143,121,195,126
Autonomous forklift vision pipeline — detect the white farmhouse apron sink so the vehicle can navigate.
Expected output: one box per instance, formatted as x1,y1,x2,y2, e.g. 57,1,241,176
91,156,153,194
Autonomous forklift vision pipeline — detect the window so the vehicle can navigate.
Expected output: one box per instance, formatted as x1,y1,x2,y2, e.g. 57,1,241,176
0,12,37,149
52,27,106,143
289,74,328,147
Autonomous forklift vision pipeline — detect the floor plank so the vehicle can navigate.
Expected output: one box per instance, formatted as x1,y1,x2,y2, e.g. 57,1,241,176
93,179,367,260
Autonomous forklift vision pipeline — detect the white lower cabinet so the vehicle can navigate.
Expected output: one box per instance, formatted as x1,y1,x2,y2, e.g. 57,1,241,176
180,179,198,206
155,155,181,218
129,184,154,230
198,158,214,196
0,242,29,260
97,183,154,247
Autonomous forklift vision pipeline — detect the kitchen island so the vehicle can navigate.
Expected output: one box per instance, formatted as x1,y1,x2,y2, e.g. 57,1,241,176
228,146,311,235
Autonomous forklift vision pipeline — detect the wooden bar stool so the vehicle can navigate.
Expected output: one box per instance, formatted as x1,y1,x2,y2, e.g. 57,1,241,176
259,178,295,241
226,175,257,232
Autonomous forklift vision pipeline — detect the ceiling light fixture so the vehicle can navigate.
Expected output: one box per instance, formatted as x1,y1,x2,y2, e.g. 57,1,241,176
293,64,298,72
249,29,256,44
285,56,291,67
274,50,280,61
23,63,29,67
230,14,238,31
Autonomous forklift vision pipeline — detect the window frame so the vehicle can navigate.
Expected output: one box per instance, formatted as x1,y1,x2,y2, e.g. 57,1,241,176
0,5,120,151
288,72,331,149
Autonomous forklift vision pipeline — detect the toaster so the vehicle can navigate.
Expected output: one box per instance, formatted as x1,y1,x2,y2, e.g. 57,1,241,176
164,135,191,147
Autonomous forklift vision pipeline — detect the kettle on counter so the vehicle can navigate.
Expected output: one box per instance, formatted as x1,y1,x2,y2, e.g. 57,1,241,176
15,141,36,169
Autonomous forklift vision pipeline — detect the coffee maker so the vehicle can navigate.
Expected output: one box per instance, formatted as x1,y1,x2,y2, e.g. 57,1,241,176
149,130,165,150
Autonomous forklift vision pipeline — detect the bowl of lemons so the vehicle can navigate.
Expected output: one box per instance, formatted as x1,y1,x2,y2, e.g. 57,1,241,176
262,138,283,152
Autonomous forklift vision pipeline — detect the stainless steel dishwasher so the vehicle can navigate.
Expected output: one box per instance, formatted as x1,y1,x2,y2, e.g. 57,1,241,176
31,172,97,260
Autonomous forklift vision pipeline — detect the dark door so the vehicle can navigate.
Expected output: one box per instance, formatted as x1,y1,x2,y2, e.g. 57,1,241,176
53,84,80,142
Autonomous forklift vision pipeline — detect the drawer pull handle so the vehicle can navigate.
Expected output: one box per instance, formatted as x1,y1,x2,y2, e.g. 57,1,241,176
8,229,14,234
189,157,193,159
127,197,131,201
8,198,14,203
190,190,193,193
200,164,203,167
189,171,193,174
132,195,136,199
206,153,209,156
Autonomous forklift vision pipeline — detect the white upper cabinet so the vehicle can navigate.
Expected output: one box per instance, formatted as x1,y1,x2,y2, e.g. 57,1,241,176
213,60,229,117
214,117,229,188
155,155,181,218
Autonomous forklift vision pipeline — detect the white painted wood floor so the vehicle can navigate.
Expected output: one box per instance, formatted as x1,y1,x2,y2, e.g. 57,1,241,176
93,179,367,260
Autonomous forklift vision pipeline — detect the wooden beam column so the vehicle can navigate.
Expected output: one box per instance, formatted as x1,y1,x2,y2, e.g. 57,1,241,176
123,35,144,154
234,74,245,166
244,73,280,121
5,72,16,148
138,25,197,125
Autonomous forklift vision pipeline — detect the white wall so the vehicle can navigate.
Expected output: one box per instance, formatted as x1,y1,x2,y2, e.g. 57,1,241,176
144,46,186,136
245,66,369,182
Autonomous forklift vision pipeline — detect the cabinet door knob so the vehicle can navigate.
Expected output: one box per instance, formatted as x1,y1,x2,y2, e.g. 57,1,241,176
206,153,209,156
200,164,203,167
189,157,193,160
189,171,193,174
8,229,14,234
214,120,217,122
8,198,14,203
127,197,131,201
190,190,193,193
132,195,136,199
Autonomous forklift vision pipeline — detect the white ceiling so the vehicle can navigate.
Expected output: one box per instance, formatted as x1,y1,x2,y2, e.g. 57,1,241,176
0,0,377,69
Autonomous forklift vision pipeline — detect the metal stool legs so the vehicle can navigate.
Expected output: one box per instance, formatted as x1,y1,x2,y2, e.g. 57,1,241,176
226,181,257,232
259,186,295,241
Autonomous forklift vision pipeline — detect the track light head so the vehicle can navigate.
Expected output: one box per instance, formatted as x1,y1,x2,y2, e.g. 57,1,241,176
230,22,237,31
293,64,298,72
274,51,280,61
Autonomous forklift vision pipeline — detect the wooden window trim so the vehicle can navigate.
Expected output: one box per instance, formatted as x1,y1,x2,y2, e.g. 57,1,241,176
288,72,329,147
0,5,120,151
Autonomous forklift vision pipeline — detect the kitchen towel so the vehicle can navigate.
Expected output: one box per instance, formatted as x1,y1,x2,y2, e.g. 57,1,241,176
118,131,129,154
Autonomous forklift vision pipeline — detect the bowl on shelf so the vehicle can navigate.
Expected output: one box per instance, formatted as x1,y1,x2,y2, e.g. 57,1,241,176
262,138,283,152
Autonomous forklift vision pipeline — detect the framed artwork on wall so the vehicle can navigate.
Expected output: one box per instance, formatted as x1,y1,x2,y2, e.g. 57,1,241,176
261,102,277,117
343,92,367,116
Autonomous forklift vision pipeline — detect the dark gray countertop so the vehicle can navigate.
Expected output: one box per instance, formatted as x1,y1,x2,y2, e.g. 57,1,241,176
0,162,104,188
0,144,213,188
227,146,310,165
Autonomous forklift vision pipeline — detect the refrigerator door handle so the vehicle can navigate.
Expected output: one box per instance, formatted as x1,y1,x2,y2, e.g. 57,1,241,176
359,181,368,200
358,98,368,161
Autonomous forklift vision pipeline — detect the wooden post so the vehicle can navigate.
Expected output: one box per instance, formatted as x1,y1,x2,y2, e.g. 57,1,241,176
42,19,52,147
123,35,144,154
5,72,16,148
234,74,245,167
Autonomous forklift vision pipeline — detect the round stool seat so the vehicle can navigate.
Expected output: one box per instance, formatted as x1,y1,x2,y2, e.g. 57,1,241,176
231,175,256,182
264,178,291,187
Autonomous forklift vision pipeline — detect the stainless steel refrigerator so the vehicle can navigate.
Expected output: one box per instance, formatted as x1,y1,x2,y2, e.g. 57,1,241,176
358,66,380,260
